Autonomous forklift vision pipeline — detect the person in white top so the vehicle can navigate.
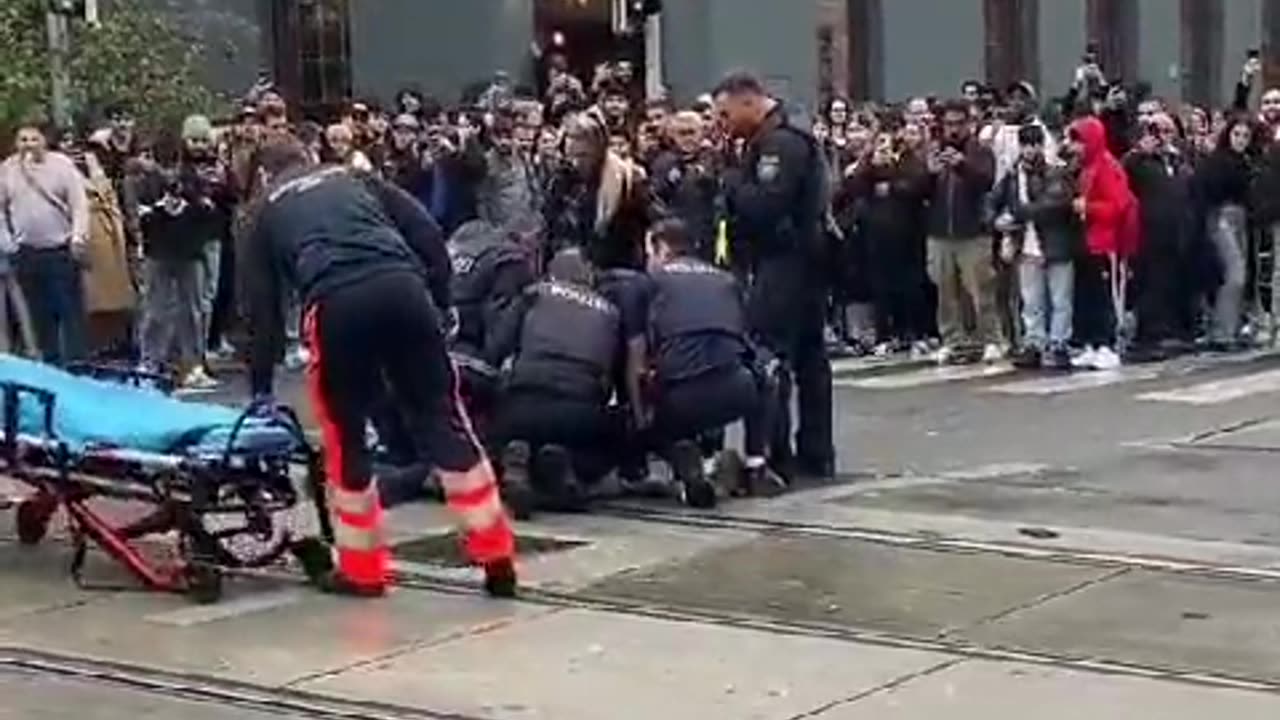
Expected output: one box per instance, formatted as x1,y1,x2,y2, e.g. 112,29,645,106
0,119,91,364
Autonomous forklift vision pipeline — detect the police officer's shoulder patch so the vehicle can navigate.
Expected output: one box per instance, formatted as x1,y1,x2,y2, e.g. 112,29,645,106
756,154,781,183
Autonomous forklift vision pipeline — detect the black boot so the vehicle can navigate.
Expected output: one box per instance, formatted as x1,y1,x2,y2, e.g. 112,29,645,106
483,557,518,598
535,445,588,513
1011,346,1042,370
500,441,536,521
671,440,717,509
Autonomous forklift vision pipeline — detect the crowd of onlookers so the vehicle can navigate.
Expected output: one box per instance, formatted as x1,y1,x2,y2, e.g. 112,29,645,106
5,50,1280,388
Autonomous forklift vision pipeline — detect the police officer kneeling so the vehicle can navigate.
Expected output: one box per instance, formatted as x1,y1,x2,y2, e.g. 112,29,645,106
448,219,536,434
643,218,787,507
489,248,631,518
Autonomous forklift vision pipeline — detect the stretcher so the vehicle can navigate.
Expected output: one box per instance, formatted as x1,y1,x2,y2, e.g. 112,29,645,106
0,355,334,604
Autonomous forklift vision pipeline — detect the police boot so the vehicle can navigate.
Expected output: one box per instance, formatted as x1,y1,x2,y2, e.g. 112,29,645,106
744,463,788,498
500,441,536,521
535,445,588,513
671,440,717,509
483,557,518,599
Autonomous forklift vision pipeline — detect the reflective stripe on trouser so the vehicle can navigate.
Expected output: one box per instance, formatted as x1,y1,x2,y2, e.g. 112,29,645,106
304,304,389,588
328,481,390,586
439,457,514,564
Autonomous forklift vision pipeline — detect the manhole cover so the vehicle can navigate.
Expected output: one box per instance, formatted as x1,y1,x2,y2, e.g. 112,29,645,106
395,532,587,568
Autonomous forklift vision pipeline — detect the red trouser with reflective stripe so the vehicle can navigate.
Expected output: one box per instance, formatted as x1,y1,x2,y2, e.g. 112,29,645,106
304,273,514,585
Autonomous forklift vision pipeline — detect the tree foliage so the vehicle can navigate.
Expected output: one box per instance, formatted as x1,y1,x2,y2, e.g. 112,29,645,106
0,0,224,139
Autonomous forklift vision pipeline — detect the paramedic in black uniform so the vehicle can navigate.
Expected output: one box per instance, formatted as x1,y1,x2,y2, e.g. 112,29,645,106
713,71,835,480
241,135,516,598
642,218,788,507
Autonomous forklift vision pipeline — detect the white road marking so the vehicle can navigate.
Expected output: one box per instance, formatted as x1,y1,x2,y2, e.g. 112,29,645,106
1137,367,1280,405
145,589,305,627
836,363,1013,390
988,367,1161,396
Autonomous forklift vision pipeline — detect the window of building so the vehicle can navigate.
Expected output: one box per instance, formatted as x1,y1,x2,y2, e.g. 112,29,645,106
271,0,352,117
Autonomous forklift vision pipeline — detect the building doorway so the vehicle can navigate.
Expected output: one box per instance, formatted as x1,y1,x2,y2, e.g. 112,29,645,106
534,0,645,98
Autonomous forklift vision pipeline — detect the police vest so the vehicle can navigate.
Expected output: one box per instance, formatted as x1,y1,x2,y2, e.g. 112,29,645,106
448,229,522,349
511,281,620,394
649,257,746,345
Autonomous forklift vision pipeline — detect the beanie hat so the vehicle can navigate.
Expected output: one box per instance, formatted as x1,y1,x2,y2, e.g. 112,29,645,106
181,114,214,141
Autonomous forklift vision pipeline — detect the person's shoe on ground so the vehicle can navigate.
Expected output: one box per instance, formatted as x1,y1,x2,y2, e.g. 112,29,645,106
670,439,717,509
483,557,518,598
499,441,536,521
1045,345,1072,371
1010,346,1042,370
534,444,588,513
744,458,788,498
1092,346,1122,370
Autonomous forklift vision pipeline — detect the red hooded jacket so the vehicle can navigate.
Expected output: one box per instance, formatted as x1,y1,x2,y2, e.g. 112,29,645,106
1070,116,1140,258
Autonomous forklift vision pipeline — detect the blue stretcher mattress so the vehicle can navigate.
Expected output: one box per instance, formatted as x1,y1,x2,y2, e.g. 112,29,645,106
0,355,301,458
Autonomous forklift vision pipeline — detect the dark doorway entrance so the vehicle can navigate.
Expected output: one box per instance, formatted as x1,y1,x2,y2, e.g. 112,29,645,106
534,0,644,97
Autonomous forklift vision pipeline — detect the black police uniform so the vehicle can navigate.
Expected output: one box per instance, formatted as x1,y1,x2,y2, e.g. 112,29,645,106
447,219,535,426
489,279,627,485
243,165,481,492
724,105,835,475
645,256,771,459
650,152,720,261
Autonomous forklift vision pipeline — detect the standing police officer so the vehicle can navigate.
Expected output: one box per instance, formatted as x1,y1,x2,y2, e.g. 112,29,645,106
713,72,835,479
643,218,787,507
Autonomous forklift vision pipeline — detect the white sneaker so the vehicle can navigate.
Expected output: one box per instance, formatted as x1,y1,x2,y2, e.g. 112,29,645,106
1092,347,1122,370
982,344,1006,363
934,346,954,365
181,366,219,391
873,341,895,357
1072,347,1098,369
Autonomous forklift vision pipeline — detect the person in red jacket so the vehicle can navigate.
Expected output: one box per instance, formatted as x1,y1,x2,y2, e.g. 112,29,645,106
1066,116,1139,370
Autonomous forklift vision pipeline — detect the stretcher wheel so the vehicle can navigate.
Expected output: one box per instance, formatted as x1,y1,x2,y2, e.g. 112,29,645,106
16,499,54,546
185,564,224,604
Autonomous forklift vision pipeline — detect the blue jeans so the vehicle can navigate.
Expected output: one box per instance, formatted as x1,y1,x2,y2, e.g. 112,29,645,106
15,245,86,365
1019,257,1074,350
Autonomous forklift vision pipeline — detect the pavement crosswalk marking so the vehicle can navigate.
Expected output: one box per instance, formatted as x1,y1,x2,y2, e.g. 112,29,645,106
988,367,1162,396
835,362,1014,390
1137,367,1280,405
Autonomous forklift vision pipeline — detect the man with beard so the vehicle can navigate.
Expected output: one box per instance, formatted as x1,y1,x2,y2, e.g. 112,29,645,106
650,111,719,260
714,71,834,480
383,113,431,208
136,115,230,390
